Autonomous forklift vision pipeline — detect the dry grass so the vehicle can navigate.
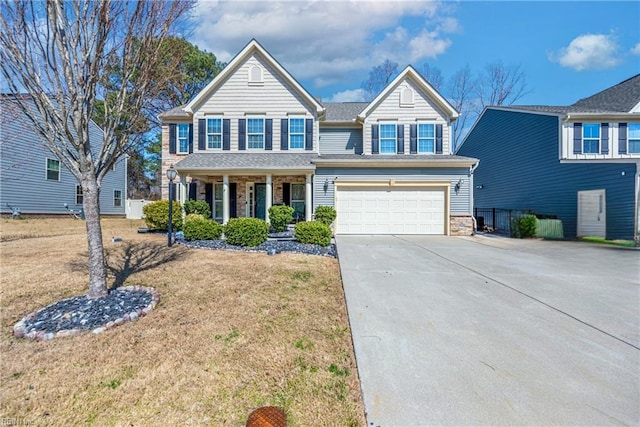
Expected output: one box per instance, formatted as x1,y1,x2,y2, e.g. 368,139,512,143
0,218,365,426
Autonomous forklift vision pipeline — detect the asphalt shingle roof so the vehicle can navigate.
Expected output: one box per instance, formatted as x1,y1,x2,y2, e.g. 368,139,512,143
174,153,318,171
502,105,571,114
322,102,368,122
158,105,190,119
569,74,640,113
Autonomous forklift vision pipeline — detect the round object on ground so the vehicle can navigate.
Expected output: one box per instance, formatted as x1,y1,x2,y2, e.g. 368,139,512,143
246,406,286,427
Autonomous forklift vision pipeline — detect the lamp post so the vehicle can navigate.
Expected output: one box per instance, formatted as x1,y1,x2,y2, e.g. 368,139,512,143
166,164,177,247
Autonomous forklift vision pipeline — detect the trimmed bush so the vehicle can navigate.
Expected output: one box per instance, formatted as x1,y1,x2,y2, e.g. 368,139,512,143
517,215,538,238
314,205,337,226
143,200,183,231
295,221,332,246
224,217,268,247
184,200,211,219
183,214,223,241
269,204,295,232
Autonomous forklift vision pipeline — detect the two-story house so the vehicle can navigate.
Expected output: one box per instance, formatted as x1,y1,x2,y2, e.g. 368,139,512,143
160,39,478,235
456,74,640,240
0,95,127,217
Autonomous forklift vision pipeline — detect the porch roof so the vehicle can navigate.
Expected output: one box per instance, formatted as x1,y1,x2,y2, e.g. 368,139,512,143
173,153,318,172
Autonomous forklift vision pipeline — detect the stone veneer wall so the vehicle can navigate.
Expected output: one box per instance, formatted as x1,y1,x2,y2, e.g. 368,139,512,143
450,215,474,236
161,123,191,200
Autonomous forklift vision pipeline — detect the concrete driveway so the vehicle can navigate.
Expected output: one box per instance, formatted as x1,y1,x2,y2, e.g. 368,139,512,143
336,235,639,426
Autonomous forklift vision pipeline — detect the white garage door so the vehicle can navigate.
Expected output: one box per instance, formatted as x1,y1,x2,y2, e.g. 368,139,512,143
336,187,445,235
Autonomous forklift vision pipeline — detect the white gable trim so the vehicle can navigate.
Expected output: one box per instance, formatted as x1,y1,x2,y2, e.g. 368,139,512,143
358,65,459,121
185,39,325,115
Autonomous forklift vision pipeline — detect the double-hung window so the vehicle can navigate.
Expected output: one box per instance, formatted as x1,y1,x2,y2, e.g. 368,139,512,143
113,190,122,207
291,183,305,220
46,158,60,181
628,123,640,153
207,118,222,149
582,123,600,154
247,118,265,149
177,124,190,154
379,123,396,154
417,123,435,153
289,117,305,149
75,185,83,205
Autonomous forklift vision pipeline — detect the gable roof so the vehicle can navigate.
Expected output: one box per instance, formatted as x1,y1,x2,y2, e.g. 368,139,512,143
323,102,368,123
358,65,459,121
185,39,325,116
569,74,640,113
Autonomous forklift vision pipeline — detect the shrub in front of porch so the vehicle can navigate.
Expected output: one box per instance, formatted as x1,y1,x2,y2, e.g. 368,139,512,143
314,205,337,226
224,218,268,247
269,204,295,232
143,200,183,231
294,221,332,246
184,200,212,219
183,214,223,241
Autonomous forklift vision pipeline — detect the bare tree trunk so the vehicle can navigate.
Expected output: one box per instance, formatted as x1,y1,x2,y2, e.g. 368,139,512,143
81,172,108,299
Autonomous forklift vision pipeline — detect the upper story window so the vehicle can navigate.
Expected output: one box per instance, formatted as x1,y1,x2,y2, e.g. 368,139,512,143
400,87,414,107
417,123,435,153
582,123,600,154
46,158,60,181
207,118,223,149
177,124,190,154
248,65,264,85
289,117,305,149
379,123,397,154
628,123,640,153
247,118,265,149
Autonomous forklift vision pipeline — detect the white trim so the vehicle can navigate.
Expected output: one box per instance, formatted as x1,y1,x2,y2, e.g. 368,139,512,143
185,39,325,115
378,122,397,154
176,123,190,154
206,117,223,150
417,121,436,154
246,116,265,150
45,157,61,181
288,116,305,150
113,189,123,208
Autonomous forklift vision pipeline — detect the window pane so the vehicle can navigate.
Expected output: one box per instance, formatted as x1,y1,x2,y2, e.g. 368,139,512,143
628,124,640,139
290,134,304,149
380,139,395,153
418,123,434,138
380,124,396,138
583,123,600,139
214,184,223,199
114,190,122,207
248,118,264,133
208,135,221,149
214,201,223,219
208,118,221,134
291,184,305,199
248,135,264,148
47,159,60,180
629,139,640,153
418,138,434,153
583,139,599,153
291,201,305,219
290,118,304,133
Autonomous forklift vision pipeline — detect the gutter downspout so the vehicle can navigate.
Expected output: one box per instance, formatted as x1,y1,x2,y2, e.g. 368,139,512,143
469,161,480,235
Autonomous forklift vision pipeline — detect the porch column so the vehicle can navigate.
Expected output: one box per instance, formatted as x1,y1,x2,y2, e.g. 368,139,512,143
222,175,230,224
305,173,313,221
180,177,187,221
265,174,273,224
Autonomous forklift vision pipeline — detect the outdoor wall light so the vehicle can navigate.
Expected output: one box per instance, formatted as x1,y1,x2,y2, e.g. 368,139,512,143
476,184,484,190
323,178,329,193
455,178,464,192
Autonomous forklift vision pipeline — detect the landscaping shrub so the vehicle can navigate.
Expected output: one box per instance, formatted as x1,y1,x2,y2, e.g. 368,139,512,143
517,215,538,238
295,221,332,246
269,204,295,232
142,200,183,231
224,217,268,247
184,200,211,219
183,214,223,241
314,205,337,226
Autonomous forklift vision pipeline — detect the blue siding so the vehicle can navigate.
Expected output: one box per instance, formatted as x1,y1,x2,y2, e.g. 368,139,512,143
0,100,126,216
313,167,472,214
457,109,635,239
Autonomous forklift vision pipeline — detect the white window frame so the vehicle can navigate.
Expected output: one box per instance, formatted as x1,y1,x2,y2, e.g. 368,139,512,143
207,117,223,150
289,117,305,149
290,183,305,220
177,123,190,154
379,122,397,154
46,158,60,181
113,190,123,207
628,123,640,154
75,185,83,205
582,123,600,154
417,122,435,153
213,182,223,221
247,117,265,150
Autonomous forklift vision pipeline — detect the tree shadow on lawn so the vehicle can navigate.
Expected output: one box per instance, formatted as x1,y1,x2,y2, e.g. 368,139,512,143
70,241,188,290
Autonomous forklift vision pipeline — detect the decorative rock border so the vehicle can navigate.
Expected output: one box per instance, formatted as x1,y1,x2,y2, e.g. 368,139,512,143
13,285,160,341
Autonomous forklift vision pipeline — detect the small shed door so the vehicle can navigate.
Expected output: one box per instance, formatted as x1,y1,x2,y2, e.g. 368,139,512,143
577,189,606,238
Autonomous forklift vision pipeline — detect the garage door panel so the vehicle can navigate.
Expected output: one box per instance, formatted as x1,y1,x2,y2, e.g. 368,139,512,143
336,187,446,235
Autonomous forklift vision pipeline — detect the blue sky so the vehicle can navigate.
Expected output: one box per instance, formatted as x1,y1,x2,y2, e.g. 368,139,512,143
190,1,639,106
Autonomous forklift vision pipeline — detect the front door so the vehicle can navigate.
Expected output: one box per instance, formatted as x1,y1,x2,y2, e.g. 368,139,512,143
246,182,267,219
577,189,606,238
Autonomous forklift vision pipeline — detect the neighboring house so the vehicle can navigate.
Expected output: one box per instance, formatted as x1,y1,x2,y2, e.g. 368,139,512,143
456,74,640,240
160,39,478,235
0,96,127,216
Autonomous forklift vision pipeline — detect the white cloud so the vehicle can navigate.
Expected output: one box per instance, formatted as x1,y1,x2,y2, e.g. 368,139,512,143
191,0,457,88
327,88,366,102
631,43,640,55
550,33,622,71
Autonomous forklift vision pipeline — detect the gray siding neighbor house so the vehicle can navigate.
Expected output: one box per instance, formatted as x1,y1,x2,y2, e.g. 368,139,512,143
0,97,127,216
456,74,640,240
160,39,479,235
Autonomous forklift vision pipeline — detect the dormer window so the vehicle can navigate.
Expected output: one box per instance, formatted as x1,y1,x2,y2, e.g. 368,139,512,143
248,65,264,85
400,87,414,107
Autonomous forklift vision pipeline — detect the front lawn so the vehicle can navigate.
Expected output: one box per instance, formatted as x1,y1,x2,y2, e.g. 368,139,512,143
0,217,364,426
